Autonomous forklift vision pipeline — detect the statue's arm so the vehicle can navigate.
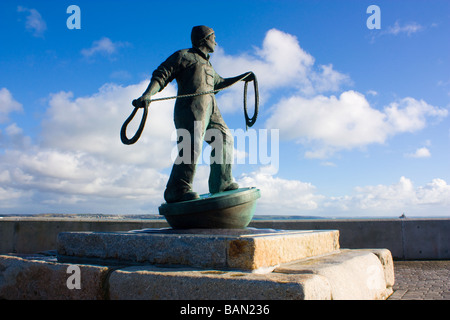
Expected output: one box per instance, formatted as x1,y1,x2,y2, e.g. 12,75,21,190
132,80,160,108
133,51,181,108
142,81,161,100
214,71,255,91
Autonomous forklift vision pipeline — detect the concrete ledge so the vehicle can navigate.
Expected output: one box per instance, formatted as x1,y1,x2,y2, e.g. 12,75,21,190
250,218,450,260
2,217,449,259
0,218,167,254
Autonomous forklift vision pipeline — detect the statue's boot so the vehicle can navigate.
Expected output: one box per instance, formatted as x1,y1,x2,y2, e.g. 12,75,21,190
163,161,200,203
224,182,239,191
164,188,199,203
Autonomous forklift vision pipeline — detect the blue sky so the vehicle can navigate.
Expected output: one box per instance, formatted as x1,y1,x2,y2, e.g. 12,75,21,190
0,0,449,217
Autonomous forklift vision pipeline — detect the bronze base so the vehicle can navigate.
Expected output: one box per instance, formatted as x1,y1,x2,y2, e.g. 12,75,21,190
158,187,260,229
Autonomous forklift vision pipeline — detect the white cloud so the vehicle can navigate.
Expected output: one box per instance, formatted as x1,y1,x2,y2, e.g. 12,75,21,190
41,81,176,168
310,64,351,93
81,37,130,58
0,88,23,123
0,81,182,213
17,6,47,38
405,147,431,158
0,146,169,213
324,177,450,216
5,123,23,136
5,148,168,198
416,178,450,206
1,122,31,150
0,186,26,203
384,97,447,133
233,169,450,216
385,21,424,36
266,91,447,158
368,21,425,43
212,28,350,113
237,166,324,214
266,91,386,155
212,29,447,160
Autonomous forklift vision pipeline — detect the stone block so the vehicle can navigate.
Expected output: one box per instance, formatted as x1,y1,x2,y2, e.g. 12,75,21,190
57,228,339,271
274,249,393,300
108,265,332,300
0,254,109,300
358,248,394,288
0,248,395,300
107,248,394,300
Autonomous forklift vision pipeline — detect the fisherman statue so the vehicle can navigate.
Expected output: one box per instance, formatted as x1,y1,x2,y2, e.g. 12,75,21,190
128,25,257,204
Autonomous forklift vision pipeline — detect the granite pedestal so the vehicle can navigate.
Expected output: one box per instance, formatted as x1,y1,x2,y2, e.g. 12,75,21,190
0,227,394,299
57,228,340,272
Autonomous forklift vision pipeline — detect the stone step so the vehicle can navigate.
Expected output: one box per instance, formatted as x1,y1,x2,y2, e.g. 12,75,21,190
0,248,394,300
57,228,340,272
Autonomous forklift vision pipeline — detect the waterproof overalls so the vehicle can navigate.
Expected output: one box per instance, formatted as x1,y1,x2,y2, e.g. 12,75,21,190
151,47,235,202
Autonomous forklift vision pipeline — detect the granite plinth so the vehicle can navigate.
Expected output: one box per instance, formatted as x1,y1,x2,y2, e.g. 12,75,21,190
1,248,394,300
57,228,339,271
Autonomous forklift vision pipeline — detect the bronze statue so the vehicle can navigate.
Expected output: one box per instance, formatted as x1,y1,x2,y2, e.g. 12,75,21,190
132,26,256,204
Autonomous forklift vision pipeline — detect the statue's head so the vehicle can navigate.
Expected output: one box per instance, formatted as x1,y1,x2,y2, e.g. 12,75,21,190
191,25,216,53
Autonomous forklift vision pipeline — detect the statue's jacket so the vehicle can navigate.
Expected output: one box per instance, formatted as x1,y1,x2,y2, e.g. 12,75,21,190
151,47,229,132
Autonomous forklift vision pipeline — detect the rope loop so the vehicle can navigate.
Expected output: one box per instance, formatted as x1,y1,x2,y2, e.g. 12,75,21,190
120,102,149,145
243,74,259,130
120,72,259,145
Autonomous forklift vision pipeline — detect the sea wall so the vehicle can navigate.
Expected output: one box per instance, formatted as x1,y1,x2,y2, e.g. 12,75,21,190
1,217,449,260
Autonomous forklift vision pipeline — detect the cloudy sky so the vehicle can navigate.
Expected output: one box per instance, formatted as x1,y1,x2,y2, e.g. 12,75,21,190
0,0,449,217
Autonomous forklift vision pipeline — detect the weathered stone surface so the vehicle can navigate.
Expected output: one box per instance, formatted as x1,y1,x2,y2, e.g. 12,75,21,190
226,230,340,270
0,248,395,300
57,228,340,271
0,255,109,300
274,249,393,300
108,248,394,300
359,248,395,288
108,265,332,300
1,225,394,300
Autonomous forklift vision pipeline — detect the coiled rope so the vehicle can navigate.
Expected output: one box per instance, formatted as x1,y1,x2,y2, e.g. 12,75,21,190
120,72,258,145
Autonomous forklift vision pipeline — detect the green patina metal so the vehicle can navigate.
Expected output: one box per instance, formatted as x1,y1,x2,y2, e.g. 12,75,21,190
159,187,261,229
122,26,260,228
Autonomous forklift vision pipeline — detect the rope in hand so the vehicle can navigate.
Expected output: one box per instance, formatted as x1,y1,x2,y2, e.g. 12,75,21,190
120,72,259,145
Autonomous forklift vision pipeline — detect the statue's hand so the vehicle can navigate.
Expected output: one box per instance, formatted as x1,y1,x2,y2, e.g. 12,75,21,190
132,96,150,108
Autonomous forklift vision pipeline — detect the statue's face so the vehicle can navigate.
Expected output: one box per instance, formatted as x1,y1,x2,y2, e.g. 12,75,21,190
204,33,216,53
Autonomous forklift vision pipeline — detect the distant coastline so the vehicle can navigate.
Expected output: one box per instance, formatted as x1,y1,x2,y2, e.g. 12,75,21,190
0,213,326,220
1,213,448,220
